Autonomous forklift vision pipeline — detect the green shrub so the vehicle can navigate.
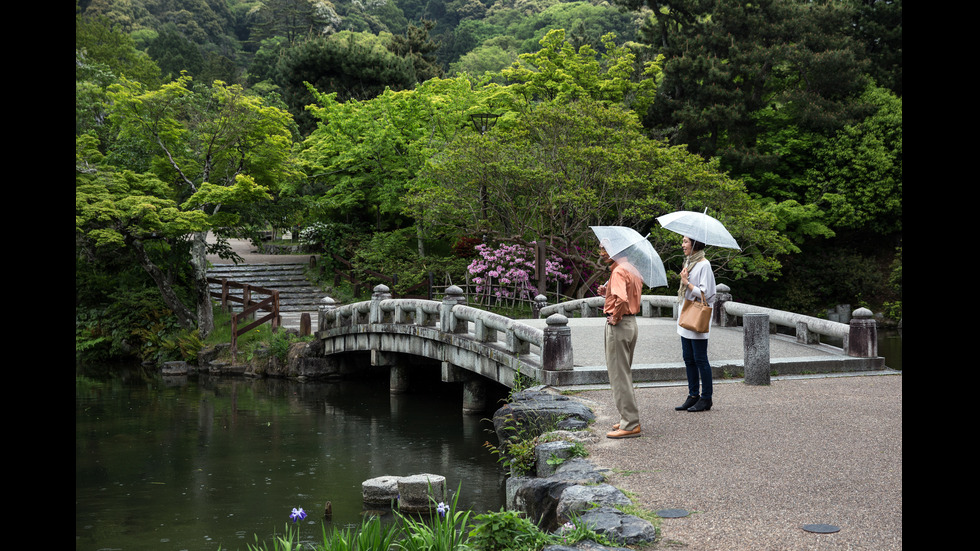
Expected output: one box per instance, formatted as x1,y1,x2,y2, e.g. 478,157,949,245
467,509,550,551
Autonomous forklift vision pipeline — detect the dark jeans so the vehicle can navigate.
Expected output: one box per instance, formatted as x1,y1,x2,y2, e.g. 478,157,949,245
681,337,712,399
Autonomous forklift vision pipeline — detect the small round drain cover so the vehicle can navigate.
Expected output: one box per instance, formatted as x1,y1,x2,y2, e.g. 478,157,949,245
656,508,689,518
802,523,840,534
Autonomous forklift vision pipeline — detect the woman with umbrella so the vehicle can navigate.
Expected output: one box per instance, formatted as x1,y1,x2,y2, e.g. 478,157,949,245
675,236,717,411
656,210,739,412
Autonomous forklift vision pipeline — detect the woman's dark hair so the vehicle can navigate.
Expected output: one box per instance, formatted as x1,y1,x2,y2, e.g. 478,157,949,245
689,238,706,251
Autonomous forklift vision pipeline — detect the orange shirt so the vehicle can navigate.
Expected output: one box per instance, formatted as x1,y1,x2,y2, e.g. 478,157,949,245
603,260,642,318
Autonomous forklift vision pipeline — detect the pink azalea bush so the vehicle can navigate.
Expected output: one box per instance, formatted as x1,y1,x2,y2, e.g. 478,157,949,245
467,242,573,302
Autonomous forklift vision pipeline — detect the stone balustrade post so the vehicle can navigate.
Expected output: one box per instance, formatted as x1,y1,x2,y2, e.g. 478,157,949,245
581,300,595,318
416,305,434,327
370,284,392,324
743,313,771,385
846,307,878,358
714,283,732,327
542,314,573,371
533,294,548,319
318,296,336,332
641,300,653,318
441,285,467,333
796,321,819,344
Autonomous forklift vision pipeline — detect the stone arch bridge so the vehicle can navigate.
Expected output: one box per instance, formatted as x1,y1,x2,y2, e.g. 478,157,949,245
314,284,884,414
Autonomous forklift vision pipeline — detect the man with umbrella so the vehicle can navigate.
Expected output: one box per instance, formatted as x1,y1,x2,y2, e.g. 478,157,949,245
592,227,667,439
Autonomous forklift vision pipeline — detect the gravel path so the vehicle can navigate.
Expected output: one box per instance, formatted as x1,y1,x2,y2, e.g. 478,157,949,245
572,374,902,550
206,233,313,265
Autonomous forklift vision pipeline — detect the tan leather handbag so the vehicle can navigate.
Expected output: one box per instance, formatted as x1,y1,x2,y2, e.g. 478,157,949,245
679,291,712,333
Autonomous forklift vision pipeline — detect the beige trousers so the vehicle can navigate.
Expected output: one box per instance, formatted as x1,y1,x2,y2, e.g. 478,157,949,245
604,316,640,431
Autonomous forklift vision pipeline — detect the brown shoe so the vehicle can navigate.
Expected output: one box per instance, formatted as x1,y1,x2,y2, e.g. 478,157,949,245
612,423,620,430
606,425,641,439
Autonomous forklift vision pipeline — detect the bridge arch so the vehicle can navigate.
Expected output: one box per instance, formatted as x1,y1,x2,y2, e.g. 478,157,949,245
316,285,574,412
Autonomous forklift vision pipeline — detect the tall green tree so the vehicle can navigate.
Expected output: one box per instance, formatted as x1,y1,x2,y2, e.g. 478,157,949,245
802,83,902,235
850,0,902,95
76,134,210,331
76,10,162,87
98,75,297,336
625,0,870,165
147,22,205,78
387,19,445,82
76,9,162,146
247,0,340,45
296,75,484,236
502,29,662,118
410,99,792,295
274,31,419,133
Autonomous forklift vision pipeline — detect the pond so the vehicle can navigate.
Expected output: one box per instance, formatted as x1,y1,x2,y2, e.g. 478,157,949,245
878,328,902,371
76,370,508,551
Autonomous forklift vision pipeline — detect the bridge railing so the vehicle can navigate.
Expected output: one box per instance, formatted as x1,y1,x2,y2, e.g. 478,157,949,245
318,284,574,372
452,305,540,356
538,295,678,319
537,283,878,358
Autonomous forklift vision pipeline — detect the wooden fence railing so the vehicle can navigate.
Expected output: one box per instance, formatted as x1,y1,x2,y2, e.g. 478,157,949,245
207,277,280,363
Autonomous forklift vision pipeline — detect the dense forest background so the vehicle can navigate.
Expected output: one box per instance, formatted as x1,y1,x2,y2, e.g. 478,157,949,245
76,0,902,365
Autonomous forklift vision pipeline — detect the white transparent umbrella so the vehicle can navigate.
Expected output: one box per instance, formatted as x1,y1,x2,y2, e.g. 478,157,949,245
590,226,668,288
656,209,741,250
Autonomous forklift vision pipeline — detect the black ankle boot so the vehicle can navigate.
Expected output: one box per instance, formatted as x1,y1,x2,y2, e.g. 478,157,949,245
675,395,699,411
687,397,712,412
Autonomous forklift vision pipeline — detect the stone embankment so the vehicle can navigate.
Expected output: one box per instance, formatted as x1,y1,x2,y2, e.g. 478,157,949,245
492,388,658,548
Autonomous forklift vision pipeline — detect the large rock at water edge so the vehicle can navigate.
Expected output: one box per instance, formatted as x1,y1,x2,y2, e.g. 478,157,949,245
493,389,595,445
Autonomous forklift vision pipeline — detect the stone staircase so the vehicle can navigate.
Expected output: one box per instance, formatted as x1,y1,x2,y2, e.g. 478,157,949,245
206,263,328,313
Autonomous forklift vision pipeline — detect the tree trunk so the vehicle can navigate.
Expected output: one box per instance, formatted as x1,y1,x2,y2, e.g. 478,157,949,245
190,231,215,338
130,237,196,330
416,222,426,257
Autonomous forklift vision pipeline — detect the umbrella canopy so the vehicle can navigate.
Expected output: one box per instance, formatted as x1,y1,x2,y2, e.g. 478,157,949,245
656,209,741,250
591,226,668,288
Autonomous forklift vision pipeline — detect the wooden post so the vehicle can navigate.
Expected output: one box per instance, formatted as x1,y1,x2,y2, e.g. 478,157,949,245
221,278,230,311
231,313,239,364
242,284,252,319
272,291,280,332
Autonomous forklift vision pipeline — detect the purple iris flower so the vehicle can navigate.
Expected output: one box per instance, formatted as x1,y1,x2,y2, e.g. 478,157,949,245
290,507,307,523
436,502,448,518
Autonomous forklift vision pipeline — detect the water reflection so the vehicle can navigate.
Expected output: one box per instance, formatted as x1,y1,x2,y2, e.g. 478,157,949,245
878,328,902,371
76,372,508,551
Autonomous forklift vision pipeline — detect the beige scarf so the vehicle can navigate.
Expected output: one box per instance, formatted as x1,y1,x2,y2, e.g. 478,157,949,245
678,250,705,301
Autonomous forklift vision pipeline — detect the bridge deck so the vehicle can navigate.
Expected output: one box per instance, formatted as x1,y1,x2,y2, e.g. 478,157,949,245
285,312,889,387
